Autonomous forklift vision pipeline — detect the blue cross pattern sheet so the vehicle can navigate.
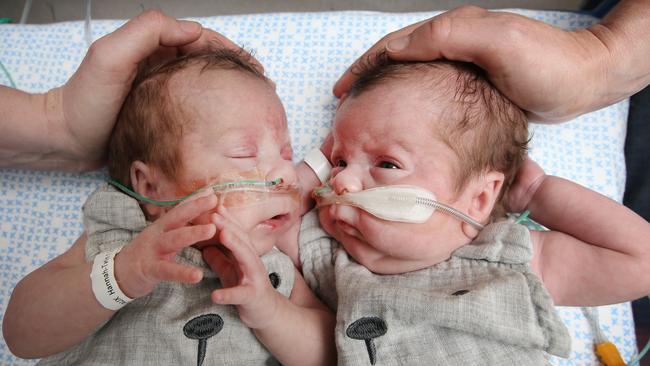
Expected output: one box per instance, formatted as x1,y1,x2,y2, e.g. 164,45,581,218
0,9,635,365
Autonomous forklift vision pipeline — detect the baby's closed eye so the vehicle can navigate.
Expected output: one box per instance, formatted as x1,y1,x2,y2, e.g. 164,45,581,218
227,146,258,159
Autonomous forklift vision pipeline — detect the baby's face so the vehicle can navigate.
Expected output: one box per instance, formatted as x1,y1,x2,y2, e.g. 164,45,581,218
320,82,478,274
153,68,298,255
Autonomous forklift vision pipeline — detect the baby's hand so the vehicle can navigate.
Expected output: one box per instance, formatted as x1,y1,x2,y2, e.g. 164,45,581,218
506,157,547,212
203,207,280,330
113,194,218,299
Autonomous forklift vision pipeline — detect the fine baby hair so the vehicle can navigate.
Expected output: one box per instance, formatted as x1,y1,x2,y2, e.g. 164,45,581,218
108,47,268,189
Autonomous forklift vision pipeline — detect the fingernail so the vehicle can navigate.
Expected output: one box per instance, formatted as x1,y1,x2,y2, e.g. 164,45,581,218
179,20,200,34
387,36,409,52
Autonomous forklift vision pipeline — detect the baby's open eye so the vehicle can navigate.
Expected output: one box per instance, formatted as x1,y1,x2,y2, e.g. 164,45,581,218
335,159,347,168
378,161,399,169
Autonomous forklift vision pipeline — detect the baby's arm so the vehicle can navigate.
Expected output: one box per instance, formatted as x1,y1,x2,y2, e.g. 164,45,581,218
510,158,650,306
2,194,219,358
204,207,336,366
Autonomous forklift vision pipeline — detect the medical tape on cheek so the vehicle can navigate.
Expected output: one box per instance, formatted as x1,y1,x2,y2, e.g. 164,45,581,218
107,167,300,208
185,167,301,209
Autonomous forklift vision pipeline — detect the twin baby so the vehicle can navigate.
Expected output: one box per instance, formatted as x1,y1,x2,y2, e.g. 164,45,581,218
6,47,650,365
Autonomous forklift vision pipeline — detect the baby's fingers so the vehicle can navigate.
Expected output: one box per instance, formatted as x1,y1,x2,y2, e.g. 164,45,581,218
211,286,255,305
159,223,216,254
215,224,260,270
146,261,203,284
213,206,246,233
212,210,253,250
159,194,218,231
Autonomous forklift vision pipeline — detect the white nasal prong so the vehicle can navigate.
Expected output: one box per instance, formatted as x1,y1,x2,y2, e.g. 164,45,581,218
314,184,484,230
315,185,435,223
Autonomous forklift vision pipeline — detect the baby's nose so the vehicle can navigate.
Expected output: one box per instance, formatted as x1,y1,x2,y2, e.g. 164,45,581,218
330,165,363,195
265,159,297,187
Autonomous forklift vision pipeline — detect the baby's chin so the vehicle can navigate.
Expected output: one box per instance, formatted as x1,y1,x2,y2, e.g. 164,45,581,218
343,246,430,275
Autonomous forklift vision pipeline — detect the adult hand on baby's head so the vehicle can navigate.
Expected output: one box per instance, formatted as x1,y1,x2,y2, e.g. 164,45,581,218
113,194,218,299
333,5,620,123
56,10,261,170
505,157,547,213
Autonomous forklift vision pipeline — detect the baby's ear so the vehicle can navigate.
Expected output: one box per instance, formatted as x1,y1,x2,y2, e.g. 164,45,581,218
462,171,504,238
130,161,165,219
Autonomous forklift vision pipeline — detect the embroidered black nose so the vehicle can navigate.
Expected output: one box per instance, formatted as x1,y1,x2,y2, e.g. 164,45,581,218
452,289,470,296
269,272,280,289
184,314,224,366
346,317,388,365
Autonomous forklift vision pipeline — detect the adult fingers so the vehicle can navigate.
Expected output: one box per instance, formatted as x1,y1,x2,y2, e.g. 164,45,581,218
159,223,217,254
92,10,202,72
332,19,429,97
158,194,218,231
332,5,490,97
385,10,492,63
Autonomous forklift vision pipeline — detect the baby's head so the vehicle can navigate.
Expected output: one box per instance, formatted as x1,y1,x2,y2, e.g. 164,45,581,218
108,48,299,254
319,54,528,274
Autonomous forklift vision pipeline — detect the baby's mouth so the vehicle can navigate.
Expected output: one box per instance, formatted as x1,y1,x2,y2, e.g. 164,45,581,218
259,213,291,230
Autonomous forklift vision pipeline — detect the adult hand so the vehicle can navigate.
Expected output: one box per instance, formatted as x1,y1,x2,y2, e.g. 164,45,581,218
51,10,260,170
334,4,650,123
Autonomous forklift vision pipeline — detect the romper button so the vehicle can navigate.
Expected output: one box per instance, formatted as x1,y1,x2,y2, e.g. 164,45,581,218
269,272,280,289
452,289,470,296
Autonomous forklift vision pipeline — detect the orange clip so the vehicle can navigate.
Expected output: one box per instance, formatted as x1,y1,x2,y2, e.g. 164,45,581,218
596,341,626,366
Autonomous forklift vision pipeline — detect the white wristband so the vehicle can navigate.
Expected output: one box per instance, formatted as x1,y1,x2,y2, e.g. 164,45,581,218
303,148,332,184
90,248,134,311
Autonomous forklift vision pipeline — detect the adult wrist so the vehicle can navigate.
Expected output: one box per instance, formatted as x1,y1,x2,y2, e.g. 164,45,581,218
585,4,650,109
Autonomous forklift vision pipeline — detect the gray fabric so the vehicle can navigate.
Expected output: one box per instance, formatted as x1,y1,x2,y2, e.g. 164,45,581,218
299,210,571,366
38,184,295,366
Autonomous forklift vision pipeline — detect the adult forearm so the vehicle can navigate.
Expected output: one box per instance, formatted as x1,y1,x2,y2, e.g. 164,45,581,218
0,86,92,171
2,260,113,358
589,0,650,109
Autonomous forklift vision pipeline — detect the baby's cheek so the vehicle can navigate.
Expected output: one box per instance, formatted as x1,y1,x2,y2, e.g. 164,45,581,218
317,209,337,237
220,191,270,208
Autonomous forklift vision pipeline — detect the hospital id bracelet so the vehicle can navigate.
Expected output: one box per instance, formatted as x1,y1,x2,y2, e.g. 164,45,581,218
304,148,332,184
90,248,134,311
